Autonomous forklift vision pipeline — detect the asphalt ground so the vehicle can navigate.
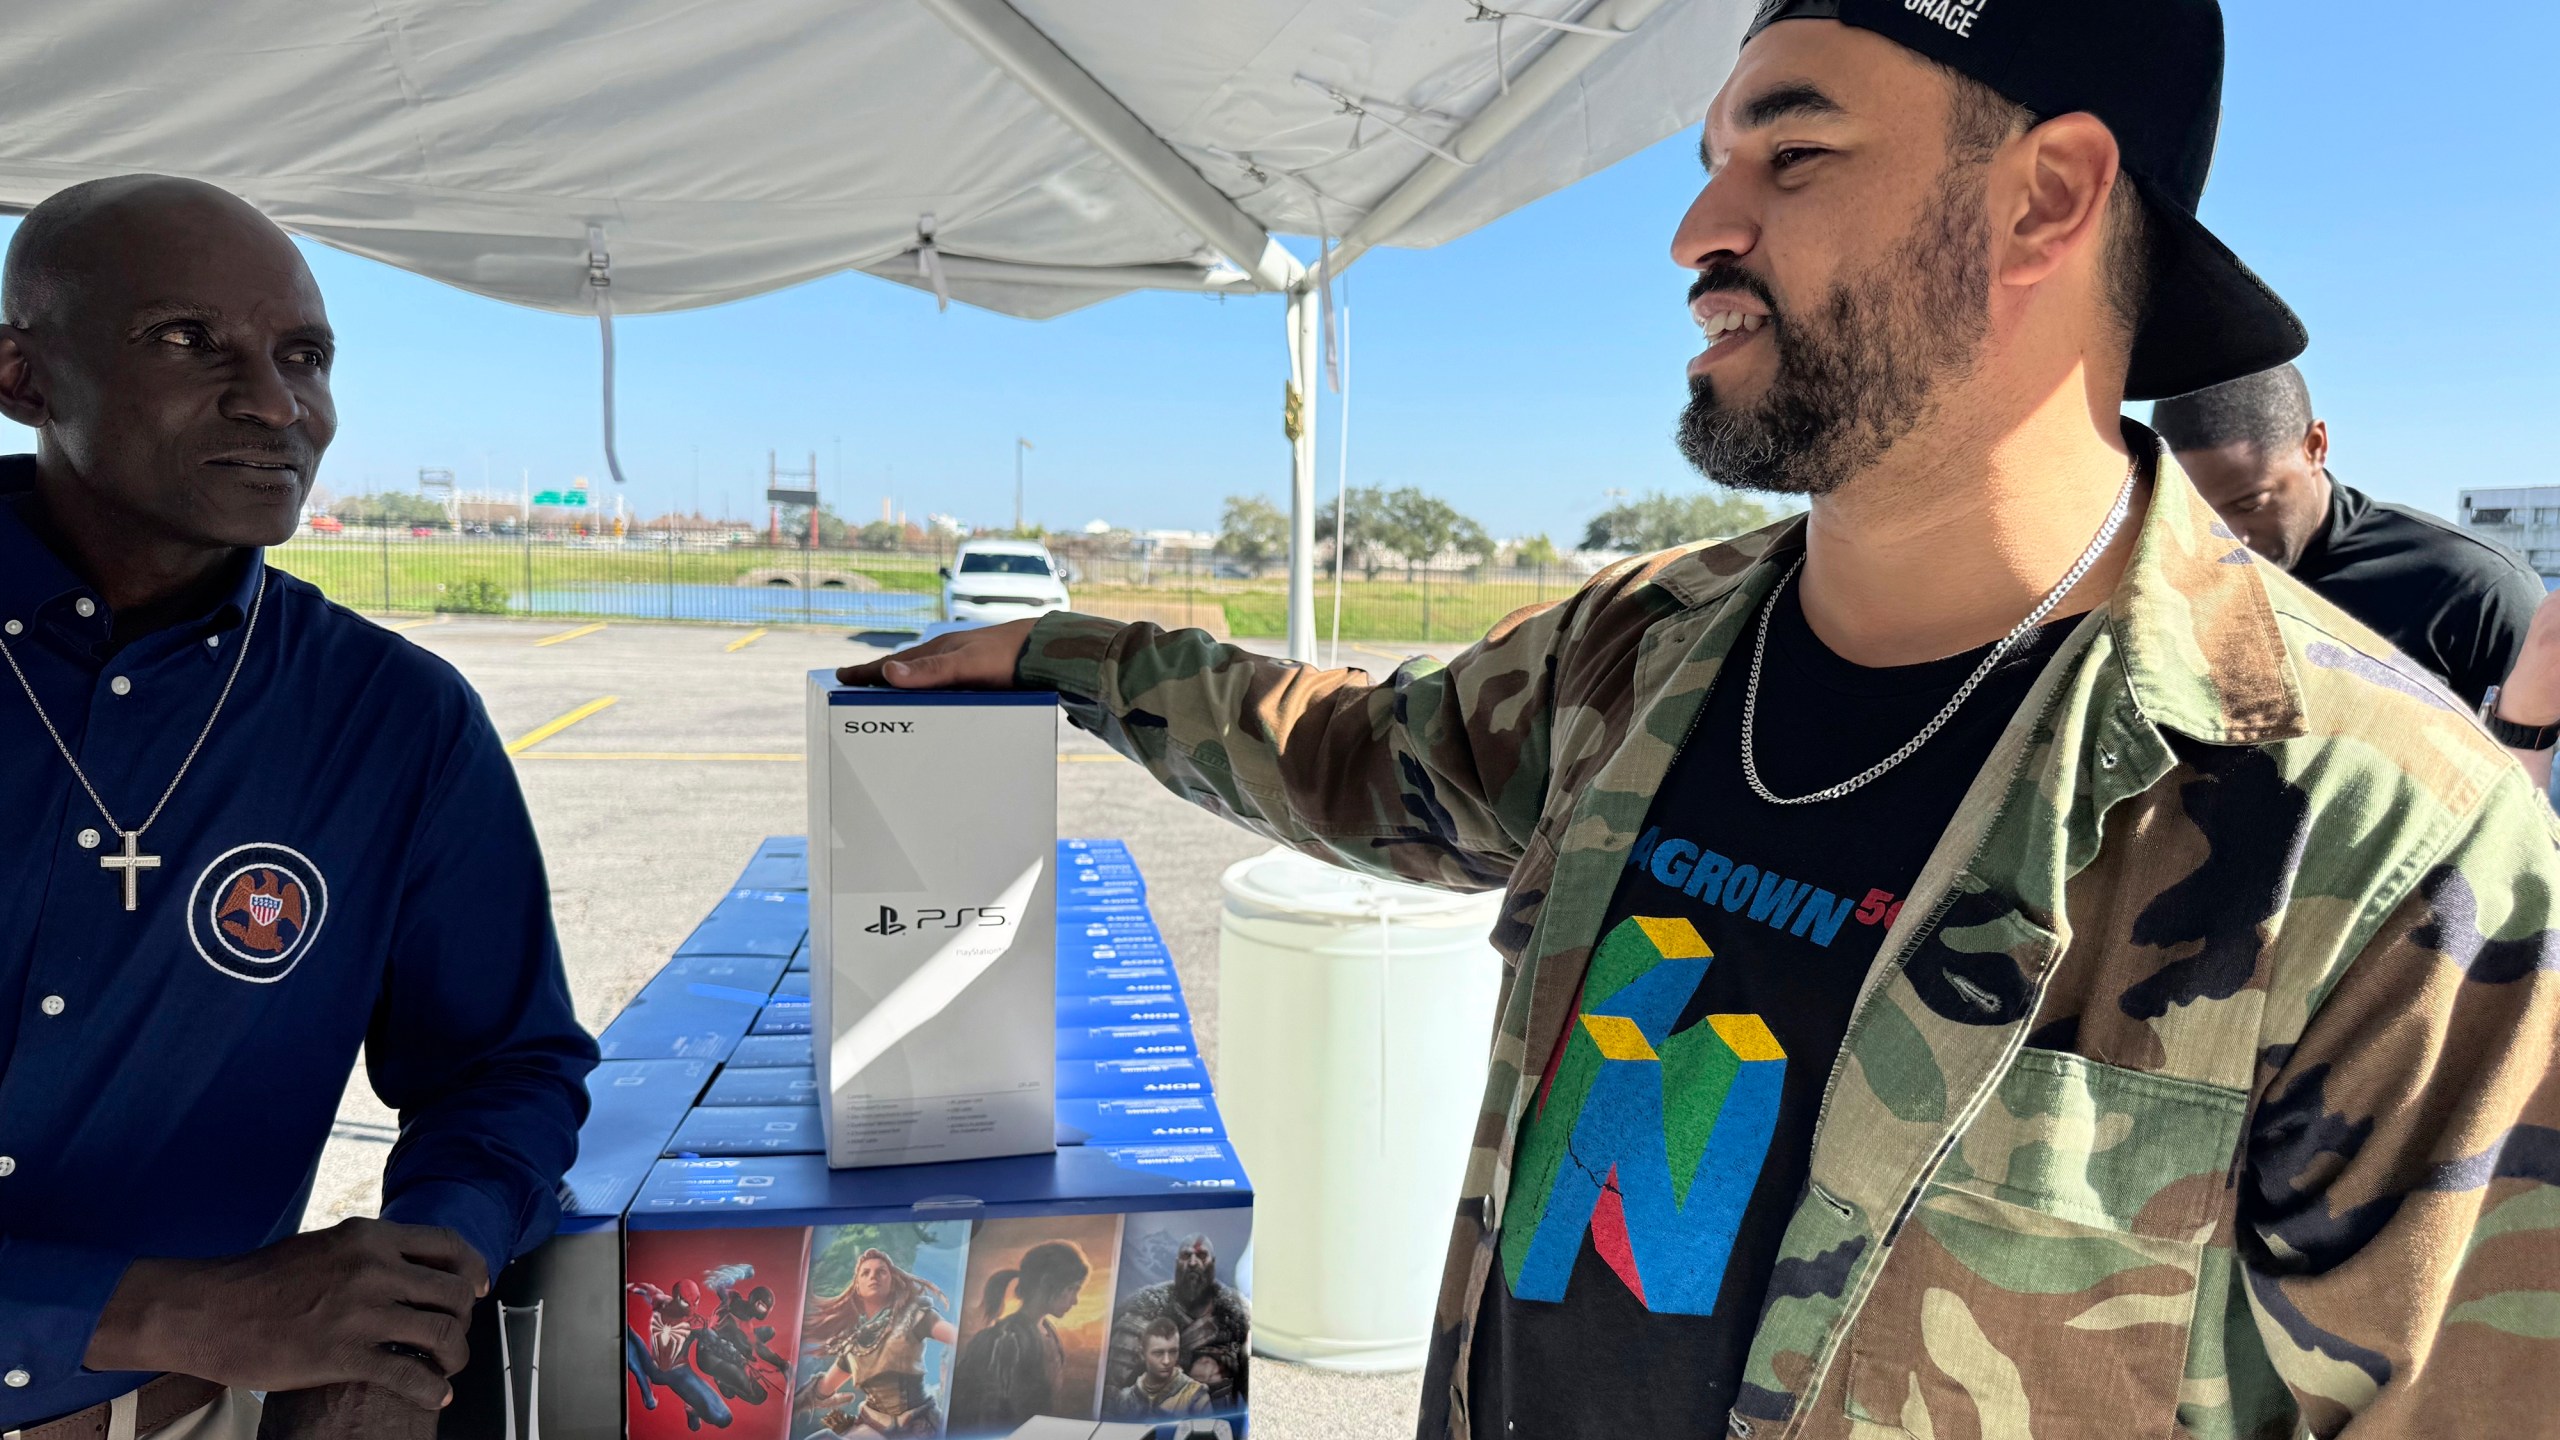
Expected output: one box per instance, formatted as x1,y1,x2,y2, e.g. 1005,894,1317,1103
303,615,1473,1440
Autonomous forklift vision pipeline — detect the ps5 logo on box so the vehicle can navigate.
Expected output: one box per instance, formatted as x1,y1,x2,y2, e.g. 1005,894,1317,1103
865,904,1012,936
1906,0,1986,36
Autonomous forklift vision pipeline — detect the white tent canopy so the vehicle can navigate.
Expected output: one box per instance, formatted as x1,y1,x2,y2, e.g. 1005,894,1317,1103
0,0,1749,652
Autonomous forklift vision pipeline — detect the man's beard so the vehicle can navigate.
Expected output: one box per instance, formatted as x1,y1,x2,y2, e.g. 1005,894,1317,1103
1676,159,1994,496
1173,1264,1213,1305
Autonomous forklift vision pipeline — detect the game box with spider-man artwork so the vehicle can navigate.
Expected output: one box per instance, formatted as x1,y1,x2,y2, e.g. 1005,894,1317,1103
623,1227,812,1440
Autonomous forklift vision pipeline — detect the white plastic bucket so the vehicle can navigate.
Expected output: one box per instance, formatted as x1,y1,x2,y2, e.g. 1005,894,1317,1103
1216,847,1505,1371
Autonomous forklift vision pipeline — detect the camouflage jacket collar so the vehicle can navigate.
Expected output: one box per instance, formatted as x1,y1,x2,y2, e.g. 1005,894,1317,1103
1642,428,2310,752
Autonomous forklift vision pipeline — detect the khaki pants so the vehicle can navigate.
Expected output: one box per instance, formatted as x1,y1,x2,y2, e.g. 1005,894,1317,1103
155,1391,259,1440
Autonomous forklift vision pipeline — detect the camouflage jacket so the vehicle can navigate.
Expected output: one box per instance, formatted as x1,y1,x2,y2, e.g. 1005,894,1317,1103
1019,446,2560,1440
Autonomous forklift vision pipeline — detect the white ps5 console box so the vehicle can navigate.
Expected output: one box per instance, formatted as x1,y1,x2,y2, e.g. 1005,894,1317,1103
806,675,1057,1167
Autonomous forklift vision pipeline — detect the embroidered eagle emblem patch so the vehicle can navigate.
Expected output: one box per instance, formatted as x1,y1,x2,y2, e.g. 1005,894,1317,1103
190,843,329,983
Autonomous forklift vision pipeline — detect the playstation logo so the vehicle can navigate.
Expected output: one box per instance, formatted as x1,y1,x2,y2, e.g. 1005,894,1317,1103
865,905,907,936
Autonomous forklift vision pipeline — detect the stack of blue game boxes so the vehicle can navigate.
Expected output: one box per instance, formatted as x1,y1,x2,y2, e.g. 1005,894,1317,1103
483,837,1252,1440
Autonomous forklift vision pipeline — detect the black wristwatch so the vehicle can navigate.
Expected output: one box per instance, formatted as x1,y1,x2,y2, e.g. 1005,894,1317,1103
2484,686,2560,752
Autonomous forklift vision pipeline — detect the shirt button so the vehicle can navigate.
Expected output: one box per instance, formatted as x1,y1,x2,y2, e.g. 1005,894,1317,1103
206,634,221,650
39,996,63,1017
3,1368,26,1388
77,828,100,850
0,1157,18,1177
74,597,96,618
2,620,18,636
2097,749,2120,771
110,676,132,697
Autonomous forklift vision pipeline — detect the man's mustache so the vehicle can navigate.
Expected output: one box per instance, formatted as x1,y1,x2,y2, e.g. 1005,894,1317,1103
1688,266,1781,315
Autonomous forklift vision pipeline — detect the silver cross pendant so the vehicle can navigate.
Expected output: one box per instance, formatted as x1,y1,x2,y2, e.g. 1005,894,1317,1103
100,830,161,912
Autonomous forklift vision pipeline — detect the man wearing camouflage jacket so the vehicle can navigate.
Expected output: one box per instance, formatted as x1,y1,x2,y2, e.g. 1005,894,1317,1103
847,3,2560,1436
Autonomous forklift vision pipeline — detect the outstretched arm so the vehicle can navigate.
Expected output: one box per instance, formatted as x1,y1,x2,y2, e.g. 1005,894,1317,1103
840,586,1601,892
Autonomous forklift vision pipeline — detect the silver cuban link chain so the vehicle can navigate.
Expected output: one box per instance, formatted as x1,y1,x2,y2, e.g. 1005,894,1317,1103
1739,461,2137,806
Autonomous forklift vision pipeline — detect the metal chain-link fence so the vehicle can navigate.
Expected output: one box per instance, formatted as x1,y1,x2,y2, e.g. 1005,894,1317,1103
269,525,1611,644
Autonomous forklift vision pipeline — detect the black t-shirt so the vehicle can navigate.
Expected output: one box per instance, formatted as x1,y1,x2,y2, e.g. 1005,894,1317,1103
1466,578,2074,1438
2291,475,2544,709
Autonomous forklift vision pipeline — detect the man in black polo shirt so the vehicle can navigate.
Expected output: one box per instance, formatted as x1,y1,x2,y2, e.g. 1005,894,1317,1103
2155,363,2545,710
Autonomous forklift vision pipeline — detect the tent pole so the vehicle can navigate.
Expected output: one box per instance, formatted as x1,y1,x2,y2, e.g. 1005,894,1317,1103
1286,287,1319,662
1322,0,1675,280
917,0,1302,293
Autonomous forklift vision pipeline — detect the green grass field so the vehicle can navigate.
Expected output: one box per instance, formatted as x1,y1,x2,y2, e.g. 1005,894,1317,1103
271,535,943,612
272,534,1578,642
1205,575,1574,642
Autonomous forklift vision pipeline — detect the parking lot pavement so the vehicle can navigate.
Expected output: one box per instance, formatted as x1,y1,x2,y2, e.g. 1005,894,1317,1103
305,615,1442,1440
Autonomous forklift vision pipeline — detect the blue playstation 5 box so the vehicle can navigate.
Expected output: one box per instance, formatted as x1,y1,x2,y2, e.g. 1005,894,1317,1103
596,983,760,1062
1057,1023,1197,1063
1056,1056,1213,1100
728,1033,812,1068
700,1065,821,1108
1058,962,1181,997
749,997,812,1035
666,1103,824,1157
515,837,1252,1440
1055,1096,1225,1146
652,951,790,995
677,886,808,959
1057,990,1189,1022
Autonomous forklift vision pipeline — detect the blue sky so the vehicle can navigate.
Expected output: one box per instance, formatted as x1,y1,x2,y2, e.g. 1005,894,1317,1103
3,0,2551,542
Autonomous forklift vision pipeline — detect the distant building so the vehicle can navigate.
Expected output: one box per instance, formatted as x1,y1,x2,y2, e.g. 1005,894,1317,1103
2459,488,2560,576
640,513,757,544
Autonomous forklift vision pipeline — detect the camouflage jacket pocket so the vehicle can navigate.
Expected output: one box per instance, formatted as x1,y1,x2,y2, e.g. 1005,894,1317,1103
1836,1050,2246,1439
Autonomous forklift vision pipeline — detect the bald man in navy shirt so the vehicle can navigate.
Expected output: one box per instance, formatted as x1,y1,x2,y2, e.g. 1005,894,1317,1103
0,176,595,1438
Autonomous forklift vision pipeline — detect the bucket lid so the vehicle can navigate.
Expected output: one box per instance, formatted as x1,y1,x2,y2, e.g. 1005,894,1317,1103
1219,847,1501,922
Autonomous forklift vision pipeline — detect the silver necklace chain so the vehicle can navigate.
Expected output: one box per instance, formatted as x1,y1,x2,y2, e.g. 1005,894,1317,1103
0,572,268,840
1739,462,2137,806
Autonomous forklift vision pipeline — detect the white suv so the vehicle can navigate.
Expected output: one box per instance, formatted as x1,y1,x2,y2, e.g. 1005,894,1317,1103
942,538,1072,624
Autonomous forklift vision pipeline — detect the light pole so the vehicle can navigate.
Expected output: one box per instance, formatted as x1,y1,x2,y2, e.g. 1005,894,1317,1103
1014,437,1034,535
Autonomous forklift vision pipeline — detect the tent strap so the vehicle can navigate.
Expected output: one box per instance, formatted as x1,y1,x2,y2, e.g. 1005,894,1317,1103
916,214,952,312
587,224,629,486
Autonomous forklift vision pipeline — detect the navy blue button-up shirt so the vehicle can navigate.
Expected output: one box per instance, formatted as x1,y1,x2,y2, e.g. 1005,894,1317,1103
0,457,596,1424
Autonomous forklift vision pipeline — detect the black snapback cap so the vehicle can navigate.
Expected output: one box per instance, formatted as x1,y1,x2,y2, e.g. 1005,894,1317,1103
1745,0,2306,401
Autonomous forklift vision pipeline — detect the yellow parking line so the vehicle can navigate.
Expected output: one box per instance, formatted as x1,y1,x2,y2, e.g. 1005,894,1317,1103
519,751,797,762
505,696,620,756
1351,643,1418,665
534,621,608,648
381,615,448,634
725,628,769,653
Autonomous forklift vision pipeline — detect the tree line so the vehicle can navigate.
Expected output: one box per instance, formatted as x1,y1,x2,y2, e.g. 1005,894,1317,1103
1216,486,1779,577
